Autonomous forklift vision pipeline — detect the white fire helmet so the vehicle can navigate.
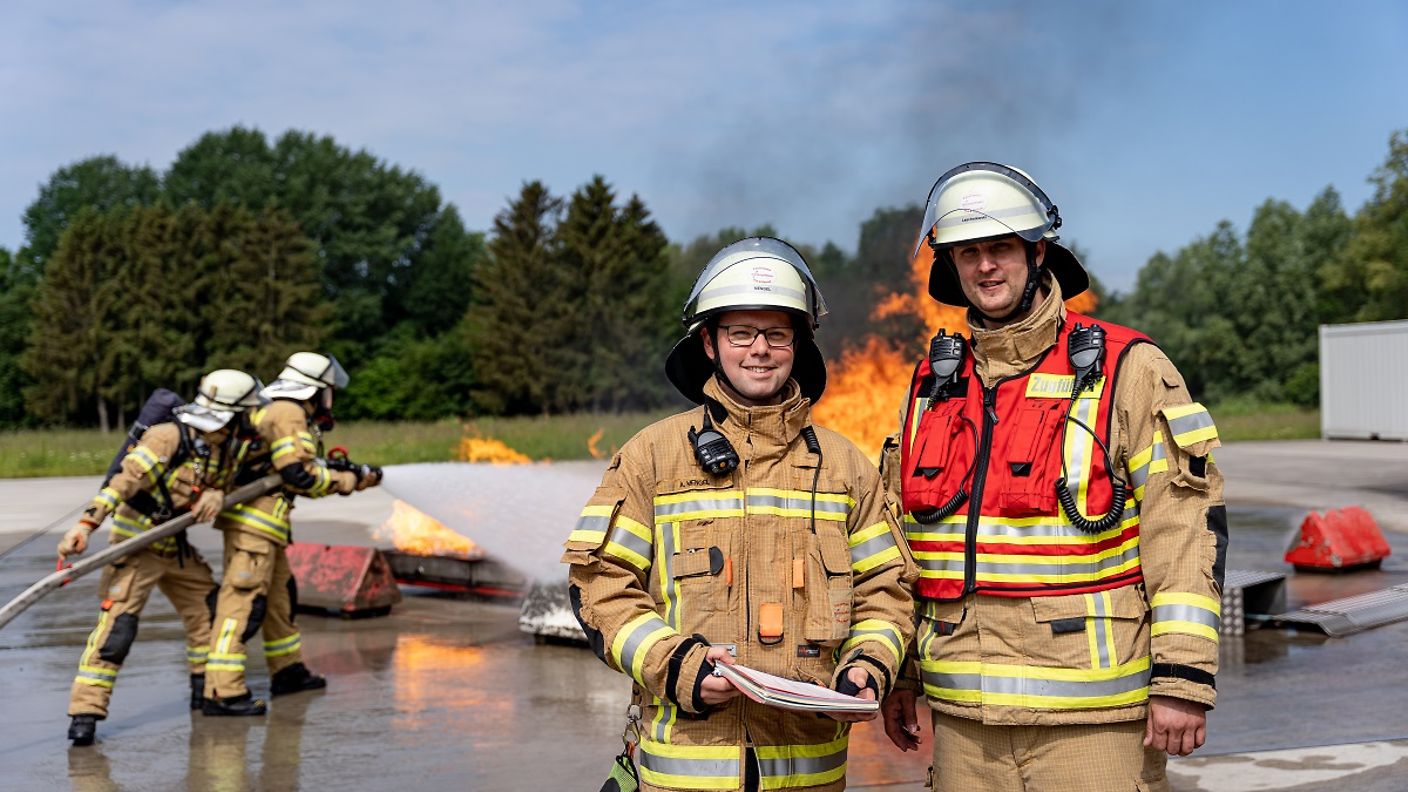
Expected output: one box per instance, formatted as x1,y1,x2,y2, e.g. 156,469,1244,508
176,369,266,433
666,237,829,403
261,352,350,402
914,162,1089,306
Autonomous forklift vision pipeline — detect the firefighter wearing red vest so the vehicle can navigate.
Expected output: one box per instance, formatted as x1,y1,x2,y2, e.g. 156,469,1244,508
203,352,382,716
59,369,264,746
879,163,1227,791
564,238,916,791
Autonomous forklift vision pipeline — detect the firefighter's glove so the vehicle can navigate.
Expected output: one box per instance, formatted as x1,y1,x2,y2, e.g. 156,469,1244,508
354,464,383,491
829,666,879,723
58,521,97,558
191,489,225,522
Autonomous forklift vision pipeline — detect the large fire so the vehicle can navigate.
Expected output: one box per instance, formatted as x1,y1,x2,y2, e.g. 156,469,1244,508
812,242,1097,457
457,436,531,465
374,499,484,559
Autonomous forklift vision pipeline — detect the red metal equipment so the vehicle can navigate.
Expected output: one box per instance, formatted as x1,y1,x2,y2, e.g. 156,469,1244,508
284,543,403,616
1284,506,1391,572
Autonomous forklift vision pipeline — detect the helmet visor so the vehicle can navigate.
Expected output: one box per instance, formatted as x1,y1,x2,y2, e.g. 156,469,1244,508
291,354,349,390
683,237,828,327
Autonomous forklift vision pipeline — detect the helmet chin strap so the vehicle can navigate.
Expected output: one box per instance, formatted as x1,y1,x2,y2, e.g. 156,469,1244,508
969,241,1043,325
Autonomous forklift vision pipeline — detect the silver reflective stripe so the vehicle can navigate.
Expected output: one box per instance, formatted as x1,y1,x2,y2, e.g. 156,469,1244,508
575,513,610,534
77,668,116,682
907,512,1138,540
850,533,897,566
637,750,739,780
1167,409,1214,439
1153,603,1221,630
757,748,847,781
849,623,902,653
916,542,1140,576
745,494,851,515
1130,444,1166,489
1091,594,1110,669
924,667,1150,699
618,614,670,675
653,702,675,741
608,524,652,562
654,495,745,519
661,523,679,627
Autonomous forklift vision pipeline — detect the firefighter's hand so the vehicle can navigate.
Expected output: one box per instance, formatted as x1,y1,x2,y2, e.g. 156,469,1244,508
191,489,225,522
882,688,922,751
58,525,91,558
698,646,741,706
1145,695,1207,756
355,465,382,491
828,667,878,722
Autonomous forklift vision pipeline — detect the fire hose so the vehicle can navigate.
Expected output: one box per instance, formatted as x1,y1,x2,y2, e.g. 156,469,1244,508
0,474,281,632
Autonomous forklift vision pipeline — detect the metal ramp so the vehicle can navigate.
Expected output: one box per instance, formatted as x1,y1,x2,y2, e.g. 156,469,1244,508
1273,584,1408,637
1221,569,1288,635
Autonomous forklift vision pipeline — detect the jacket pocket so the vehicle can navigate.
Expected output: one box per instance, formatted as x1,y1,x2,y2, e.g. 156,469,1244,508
994,401,1064,516
917,599,967,661
802,526,852,645
903,400,975,516
1029,586,1148,670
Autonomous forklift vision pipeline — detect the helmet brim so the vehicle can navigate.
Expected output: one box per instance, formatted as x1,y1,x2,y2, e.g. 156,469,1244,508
665,332,827,405
261,379,321,402
176,404,235,433
926,239,1089,307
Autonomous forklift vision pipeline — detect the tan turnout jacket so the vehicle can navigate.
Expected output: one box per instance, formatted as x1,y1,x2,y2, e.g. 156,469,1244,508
565,377,917,792
895,279,1225,726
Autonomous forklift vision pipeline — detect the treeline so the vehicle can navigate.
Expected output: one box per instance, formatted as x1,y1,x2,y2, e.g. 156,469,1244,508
1099,131,1408,406
4,125,1404,428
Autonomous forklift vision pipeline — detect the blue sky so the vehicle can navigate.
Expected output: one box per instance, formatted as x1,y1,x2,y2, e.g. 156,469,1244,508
2,1,1405,292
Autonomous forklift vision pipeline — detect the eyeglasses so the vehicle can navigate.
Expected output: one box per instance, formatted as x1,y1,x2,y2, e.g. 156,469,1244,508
719,324,795,348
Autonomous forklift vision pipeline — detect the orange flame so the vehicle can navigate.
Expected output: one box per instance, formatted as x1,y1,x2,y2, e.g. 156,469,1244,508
374,499,484,559
456,436,531,465
813,241,1097,457
587,428,605,460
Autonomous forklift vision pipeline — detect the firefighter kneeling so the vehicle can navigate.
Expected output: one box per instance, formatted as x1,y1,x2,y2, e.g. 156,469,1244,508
203,352,382,715
564,238,917,792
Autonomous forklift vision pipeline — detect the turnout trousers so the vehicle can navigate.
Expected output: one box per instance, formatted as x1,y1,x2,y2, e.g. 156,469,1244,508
69,543,218,717
930,711,1170,792
205,504,305,700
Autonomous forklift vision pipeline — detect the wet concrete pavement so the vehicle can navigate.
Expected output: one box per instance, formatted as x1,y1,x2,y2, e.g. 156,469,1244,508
2,443,1408,790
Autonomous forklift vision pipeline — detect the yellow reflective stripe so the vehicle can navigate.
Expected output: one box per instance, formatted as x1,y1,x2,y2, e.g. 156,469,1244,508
296,431,317,453
921,656,1150,709
745,488,855,522
610,611,675,685
1152,592,1221,613
271,439,299,461
186,645,210,663
129,446,163,474
263,633,302,658
756,735,848,789
918,535,1140,566
841,619,904,665
916,556,1141,584
221,504,291,542
653,490,746,523
94,487,121,511
604,515,652,571
903,513,1138,544
76,664,117,687
567,528,606,544
80,611,108,667
1151,592,1221,642
1163,402,1219,446
1152,621,1219,641
849,521,901,575
637,739,739,791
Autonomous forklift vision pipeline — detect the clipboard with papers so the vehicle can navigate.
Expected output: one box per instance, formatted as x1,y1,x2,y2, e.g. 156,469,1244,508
713,662,879,714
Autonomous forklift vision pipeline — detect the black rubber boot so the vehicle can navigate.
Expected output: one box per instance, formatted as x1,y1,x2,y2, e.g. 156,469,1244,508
270,663,327,697
190,673,206,710
68,715,98,746
201,692,267,717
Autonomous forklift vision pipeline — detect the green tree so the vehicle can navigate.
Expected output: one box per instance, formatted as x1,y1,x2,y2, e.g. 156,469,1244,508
1337,130,1408,322
1302,187,1354,323
164,126,475,352
466,181,564,415
0,247,36,426
20,155,160,274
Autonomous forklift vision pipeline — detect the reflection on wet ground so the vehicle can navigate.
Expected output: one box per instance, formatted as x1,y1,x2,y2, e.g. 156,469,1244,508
3,505,1408,790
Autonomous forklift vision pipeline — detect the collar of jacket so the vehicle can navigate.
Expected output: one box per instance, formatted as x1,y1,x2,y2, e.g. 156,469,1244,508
701,376,812,453
966,273,1068,383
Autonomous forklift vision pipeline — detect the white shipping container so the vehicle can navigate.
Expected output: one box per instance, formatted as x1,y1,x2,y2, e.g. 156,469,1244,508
1320,320,1408,441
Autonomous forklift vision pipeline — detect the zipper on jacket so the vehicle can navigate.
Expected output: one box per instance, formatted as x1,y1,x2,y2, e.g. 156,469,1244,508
963,386,1000,594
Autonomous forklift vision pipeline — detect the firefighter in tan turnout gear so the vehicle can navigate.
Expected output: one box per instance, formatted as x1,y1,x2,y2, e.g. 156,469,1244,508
60,369,265,746
881,163,1227,791
564,238,917,792
203,352,382,715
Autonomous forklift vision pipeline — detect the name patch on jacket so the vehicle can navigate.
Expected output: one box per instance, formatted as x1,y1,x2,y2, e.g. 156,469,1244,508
1025,373,1106,399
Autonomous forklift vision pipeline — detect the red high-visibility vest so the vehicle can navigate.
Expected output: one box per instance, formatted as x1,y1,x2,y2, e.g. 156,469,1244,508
900,312,1152,602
